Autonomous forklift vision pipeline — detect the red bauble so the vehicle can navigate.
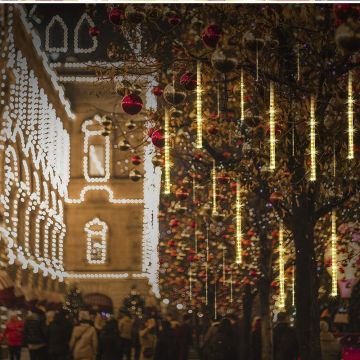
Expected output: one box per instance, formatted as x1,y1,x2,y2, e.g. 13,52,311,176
170,219,179,228
152,86,163,97
89,26,100,37
201,24,222,49
208,125,218,135
131,155,141,166
168,15,181,26
270,192,283,203
187,255,194,262
271,281,279,289
151,129,165,148
109,7,123,25
180,71,197,91
121,94,143,115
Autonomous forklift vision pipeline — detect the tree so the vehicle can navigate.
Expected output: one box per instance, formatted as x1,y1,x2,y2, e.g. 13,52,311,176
64,285,85,316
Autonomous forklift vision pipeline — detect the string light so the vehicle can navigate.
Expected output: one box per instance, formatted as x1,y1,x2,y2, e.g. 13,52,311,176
240,69,245,123
235,180,242,264
292,266,295,307
347,71,354,160
189,265,193,301
309,96,317,181
45,15,68,53
269,81,276,171
278,222,286,309
164,109,171,194
205,224,209,306
230,270,233,303
74,13,98,54
196,61,202,149
331,210,338,297
296,45,300,81
85,218,108,264
222,247,226,285
212,161,217,215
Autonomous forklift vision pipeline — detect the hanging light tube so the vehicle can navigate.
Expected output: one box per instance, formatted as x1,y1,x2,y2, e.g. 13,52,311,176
269,81,276,171
235,180,242,264
164,109,171,194
347,71,354,160
331,210,338,297
279,222,285,309
240,69,245,123
292,266,295,307
309,96,317,181
212,161,217,215
196,61,203,149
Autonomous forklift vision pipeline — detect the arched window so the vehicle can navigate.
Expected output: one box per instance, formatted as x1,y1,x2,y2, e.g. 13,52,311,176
84,218,108,264
45,15,68,53
74,14,98,54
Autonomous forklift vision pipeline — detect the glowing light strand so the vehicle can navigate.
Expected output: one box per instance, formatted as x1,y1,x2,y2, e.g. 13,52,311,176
269,81,276,171
347,71,354,160
240,69,245,124
196,61,202,149
331,210,338,297
164,109,171,194
212,161,217,215
279,222,285,309
235,181,242,264
310,96,317,181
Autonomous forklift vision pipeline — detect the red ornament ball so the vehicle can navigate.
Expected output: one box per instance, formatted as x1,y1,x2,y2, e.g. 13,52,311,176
121,94,143,115
270,192,283,203
170,219,179,228
151,129,165,148
89,26,100,37
168,15,181,26
152,86,163,97
109,7,123,25
131,155,141,166
180,71,197,91
201,24,222,49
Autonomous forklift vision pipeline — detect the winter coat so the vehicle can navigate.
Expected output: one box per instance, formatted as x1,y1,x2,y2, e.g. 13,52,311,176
119,316,133,340
273,322,298,360
139,327,157,360
154,328,176,360
0,320,24,346
70,323,98,360
100,329,122,360
24,314,47,347
47,317,73,356
320,331,341,360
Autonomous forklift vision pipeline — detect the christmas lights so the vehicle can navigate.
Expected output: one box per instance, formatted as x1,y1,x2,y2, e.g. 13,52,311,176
212,161,217,215
85,218,108,264
269,81,276,171
331,210,338,297
235,181,242,264
309,96,317,181
347,71,354,160
196,61,203,149
74,13,98,54
189,265,193,301
45,15,68,53
278,222,285,309
164,109,171,194
292,266,295,307
240,69,245,124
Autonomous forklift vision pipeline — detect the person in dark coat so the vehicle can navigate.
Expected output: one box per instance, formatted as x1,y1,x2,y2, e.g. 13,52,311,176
273,313,298,360
176,314,193,360
100,319,122,360
47,310,73,360
209,318,237,360
154,320,176,360
250,317,261,360
23,311,47,360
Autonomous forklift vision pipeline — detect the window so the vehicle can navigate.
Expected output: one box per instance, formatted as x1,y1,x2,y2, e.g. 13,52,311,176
85,218,108,264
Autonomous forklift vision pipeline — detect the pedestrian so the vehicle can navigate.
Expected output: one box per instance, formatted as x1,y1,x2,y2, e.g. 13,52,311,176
118,310,133,360
132,318,142,360
69,310,98,360
23,310,47,360
154,320,176,360
273,312,298,360
228,314,241,360
250,317,261,360
94,313,105,360
139,318,157,360
0,313,24,360
209,318,237,360
99,319,122,360
47,310,73,360
320,320,341,360
176,314,193,360
200,316,221,360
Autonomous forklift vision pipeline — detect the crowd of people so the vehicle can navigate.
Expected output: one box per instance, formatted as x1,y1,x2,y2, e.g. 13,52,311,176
0,309,343,360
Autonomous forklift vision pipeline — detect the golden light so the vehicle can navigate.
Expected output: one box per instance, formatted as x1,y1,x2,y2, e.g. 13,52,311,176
309,96,317,181
347,71,354,160
331,210,338,297
196,61,203,149
164,109,171,194
189,265,193,301
222,247,226,284
212,160,217,215
240,69,245,123
230,270,233,303
269,81,276,171
278,222,286,309
292,266,295,307
235,180,242,264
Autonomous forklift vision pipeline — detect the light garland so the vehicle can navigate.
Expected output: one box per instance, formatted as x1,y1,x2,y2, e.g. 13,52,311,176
45,15,68,53
164,109,171,194
331,210,338,296
309,96,317,181
269,81,276,171
74,13,98,54
212,161,217,215
230,270,233,303
196,61,203,149
222,247,226,284
85,218,108,264
292,266,295,307
189,265,193,301
240,69,245,124
66,273,129,279
278,222,285,309
235,180,242,264
347,71,354,160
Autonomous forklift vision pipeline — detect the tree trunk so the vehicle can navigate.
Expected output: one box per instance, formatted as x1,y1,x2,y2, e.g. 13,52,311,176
293,212,322,360
259,278,273,360
242,284,254,360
